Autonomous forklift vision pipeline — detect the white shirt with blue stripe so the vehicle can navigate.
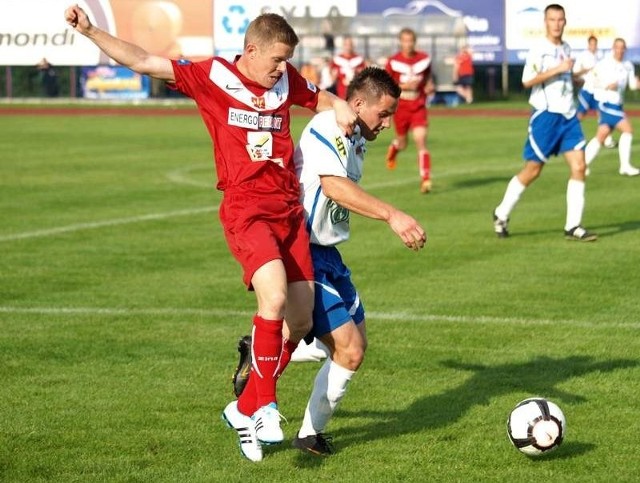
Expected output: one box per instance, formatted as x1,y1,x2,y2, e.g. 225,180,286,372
294,110,366,247
592,57,637,105
522,39,576,118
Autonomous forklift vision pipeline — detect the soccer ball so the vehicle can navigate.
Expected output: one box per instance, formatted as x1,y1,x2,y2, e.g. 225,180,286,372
507,397,566,456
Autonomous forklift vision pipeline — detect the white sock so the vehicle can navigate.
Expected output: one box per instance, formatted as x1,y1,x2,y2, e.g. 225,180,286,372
297,359,355,438
585,137,601,166
495,176,526,221
618,132,633,170
565,179,585,231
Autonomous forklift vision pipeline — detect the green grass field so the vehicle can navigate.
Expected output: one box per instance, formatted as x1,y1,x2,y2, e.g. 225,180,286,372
1,104,639,482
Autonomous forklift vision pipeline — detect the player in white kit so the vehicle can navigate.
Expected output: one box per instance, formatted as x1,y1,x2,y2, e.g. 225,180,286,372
292,67,427,455
493,4,596,242
584,38,640,176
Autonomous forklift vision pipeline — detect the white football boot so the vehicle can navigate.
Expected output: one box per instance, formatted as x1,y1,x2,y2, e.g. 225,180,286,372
222,400,263,462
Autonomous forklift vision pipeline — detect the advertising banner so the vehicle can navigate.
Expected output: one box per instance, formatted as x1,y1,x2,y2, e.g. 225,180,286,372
356,0,506,63
0,0,213,66
212,0,358,60
505,0,640,63
80,65,151,99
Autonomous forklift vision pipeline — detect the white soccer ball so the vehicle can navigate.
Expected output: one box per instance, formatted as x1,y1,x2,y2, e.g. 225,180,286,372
507,397,566,456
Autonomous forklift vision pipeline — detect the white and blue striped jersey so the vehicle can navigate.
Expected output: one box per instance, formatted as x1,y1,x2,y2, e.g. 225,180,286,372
592,57,637,105
294,110,366,247
522,39,576,118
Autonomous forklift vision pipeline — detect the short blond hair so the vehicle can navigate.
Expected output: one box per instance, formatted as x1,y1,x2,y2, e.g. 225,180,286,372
244,13,299,49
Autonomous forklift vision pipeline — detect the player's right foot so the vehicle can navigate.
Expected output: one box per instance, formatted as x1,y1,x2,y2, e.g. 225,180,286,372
385,145,397,170
222,401,263,462
232,335,251,397
493,212,509,238
253,403,285,444
420,179,432,194
292,433,335,456
564,225,597,242
619,166,640,176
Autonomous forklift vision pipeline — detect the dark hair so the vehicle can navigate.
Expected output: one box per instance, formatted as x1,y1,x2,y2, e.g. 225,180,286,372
587,35,597,43
244,13,299,49
544,4,565,16
346,66,401,102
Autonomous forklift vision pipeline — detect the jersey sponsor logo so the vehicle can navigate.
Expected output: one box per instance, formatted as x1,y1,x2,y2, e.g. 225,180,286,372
335,137,347,157
228,108,283,132
245,131,275,162
328,199,350,224
229,108,259,129
257,115,283,131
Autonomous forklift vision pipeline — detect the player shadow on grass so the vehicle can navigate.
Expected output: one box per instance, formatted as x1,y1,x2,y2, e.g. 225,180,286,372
315,355,637,461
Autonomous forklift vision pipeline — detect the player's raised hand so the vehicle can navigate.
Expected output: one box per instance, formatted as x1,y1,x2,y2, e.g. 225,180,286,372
388,210,427,251
64,4,92,34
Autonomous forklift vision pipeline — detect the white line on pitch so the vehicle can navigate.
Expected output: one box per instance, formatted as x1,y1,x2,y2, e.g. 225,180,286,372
1,305,638,329
0,206,218,243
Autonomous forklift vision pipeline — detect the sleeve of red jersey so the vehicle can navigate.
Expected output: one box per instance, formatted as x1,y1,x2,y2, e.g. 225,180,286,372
169,58,213,99
287,63,319,111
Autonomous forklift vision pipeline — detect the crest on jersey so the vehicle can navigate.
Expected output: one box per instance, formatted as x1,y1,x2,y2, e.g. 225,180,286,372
329,200,349,225
252,96,266,109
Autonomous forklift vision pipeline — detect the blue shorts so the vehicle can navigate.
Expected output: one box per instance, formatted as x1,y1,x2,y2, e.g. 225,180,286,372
523,110,585,163
577,89,597,115
309,244,365,338
597,102,625,129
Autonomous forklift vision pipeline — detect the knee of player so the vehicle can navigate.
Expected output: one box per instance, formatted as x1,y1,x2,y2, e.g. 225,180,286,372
336,343,366,371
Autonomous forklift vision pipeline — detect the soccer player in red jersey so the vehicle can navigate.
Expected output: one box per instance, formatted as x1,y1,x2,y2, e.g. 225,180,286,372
330,36,367,99
65,5,357,463
384,28,435,193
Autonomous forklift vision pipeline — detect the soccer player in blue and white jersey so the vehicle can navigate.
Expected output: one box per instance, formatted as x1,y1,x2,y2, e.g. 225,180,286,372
291,67,427,455
584,38,640,176
493,4,596,241
574,36,615,149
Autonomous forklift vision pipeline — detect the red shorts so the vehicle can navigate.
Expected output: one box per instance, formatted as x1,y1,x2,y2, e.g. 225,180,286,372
219,193,314,289
393,100,429,136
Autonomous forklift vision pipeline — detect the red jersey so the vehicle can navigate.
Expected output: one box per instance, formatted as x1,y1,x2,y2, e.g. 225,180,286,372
385,51,431,107
455,51,474,77
171,57,319,202
331,53,366,99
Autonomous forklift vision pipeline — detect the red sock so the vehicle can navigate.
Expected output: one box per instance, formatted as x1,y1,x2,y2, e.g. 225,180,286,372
237,337,297,416
386,143,399,161
419,150,431,180
238,315,283,410
237,375,257,416
276,339,298,379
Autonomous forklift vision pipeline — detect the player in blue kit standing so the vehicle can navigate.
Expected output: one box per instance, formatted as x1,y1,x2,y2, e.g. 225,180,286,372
291,67,427,454
492,4,596,242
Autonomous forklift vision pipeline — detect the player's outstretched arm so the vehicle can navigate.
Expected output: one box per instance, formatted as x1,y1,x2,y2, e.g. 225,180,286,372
64,4,175,81
320,175,426,251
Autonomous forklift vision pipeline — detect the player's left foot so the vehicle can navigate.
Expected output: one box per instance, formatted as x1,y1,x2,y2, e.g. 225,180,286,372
420,179,432,194
564,225,597,242
232,335,252,397
493,212,509,238
385,145,397,170
292,433,335,456
619,166,640,176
